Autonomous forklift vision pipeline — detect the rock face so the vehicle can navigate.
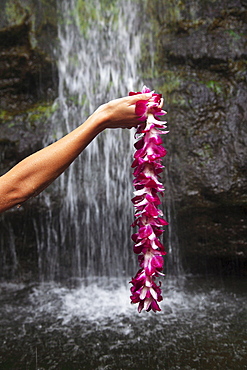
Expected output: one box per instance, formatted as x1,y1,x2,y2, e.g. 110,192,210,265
0,0,58,173
0,0,58,111
0,0,246,280
146,0,247,275
0,22,57,111
0,0,58,280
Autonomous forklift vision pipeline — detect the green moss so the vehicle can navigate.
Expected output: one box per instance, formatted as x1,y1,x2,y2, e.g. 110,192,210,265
0,102,58,126
140,1,186,85
157,70,185,105
145,0,188,31
5,1,27,25
161,71,181,93
5,0,37,47
225,29,242,40
165,0,184,23
26,102,58,123
75,0,97,34
39,0,57,24
202,143,213,156
193,143,214,163
5,0,58,49
204,80,223,95
74,0,119,36
0,110,10,121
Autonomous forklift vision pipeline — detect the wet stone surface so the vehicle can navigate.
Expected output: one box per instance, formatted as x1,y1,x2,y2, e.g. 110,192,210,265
147,0,247,273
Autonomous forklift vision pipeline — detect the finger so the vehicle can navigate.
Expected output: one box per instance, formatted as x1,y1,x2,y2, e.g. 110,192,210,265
128,93,152,104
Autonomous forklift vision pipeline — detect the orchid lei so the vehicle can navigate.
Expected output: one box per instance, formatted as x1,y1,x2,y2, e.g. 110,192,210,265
129,86,169,313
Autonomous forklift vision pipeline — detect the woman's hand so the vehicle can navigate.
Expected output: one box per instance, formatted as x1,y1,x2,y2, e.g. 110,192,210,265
94,93,156,130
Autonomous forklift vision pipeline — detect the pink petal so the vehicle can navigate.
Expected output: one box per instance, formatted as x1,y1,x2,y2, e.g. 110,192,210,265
138,224,153,238
150,300,162,312
141,85,151,93
143,203,159,217
135,101,148,116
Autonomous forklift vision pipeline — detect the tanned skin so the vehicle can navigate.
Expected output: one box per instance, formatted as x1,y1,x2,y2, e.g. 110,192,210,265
0,94,157,213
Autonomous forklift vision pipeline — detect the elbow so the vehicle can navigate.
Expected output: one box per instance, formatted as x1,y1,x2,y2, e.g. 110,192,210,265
13,183,39,205
0,171,43,213
2,186,37,212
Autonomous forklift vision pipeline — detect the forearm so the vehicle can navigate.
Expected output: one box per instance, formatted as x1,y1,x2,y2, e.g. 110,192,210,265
0,93,154,213
0,109,105,212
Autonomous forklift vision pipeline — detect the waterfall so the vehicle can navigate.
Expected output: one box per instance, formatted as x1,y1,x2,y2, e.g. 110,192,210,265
0,0,182,283
35,0,145,280
32,0,183,282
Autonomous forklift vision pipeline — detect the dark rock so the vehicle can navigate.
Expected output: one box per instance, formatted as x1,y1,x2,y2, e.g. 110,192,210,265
0,0,246,280
0,21,58,111
0,1,59,281
146,0,247,275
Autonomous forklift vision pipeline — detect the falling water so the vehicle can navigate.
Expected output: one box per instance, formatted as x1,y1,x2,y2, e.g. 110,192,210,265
35,0,149,280
0,0,181,284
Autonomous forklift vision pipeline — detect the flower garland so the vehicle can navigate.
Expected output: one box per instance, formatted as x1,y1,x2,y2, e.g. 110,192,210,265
129,86,169,313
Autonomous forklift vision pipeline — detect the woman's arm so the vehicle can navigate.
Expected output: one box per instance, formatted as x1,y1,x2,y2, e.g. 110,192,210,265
0,94,152,213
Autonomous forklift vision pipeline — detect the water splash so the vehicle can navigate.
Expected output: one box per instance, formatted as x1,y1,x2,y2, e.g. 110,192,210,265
1,278,246,369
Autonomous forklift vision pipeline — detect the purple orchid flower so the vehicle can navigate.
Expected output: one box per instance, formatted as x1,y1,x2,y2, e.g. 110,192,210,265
129,86,169,313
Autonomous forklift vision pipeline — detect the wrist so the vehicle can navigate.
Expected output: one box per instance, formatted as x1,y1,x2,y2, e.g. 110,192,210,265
90,103,109,132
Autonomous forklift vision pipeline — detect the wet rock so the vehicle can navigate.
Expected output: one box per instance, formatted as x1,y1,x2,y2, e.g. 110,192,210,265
147,0,247,275
0,21,58,111
0,1,59,281
0,0,58,174
0,0,246,280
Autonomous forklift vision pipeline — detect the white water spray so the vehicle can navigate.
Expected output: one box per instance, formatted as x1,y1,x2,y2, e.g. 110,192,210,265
37,0,144,280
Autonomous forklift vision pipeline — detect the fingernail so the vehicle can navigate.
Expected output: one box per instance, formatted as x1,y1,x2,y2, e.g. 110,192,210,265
145,93,152,98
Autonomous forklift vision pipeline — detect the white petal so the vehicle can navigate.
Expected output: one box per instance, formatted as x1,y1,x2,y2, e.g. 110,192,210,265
140,287,148,300
150,287,158,300
143,297,152,311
